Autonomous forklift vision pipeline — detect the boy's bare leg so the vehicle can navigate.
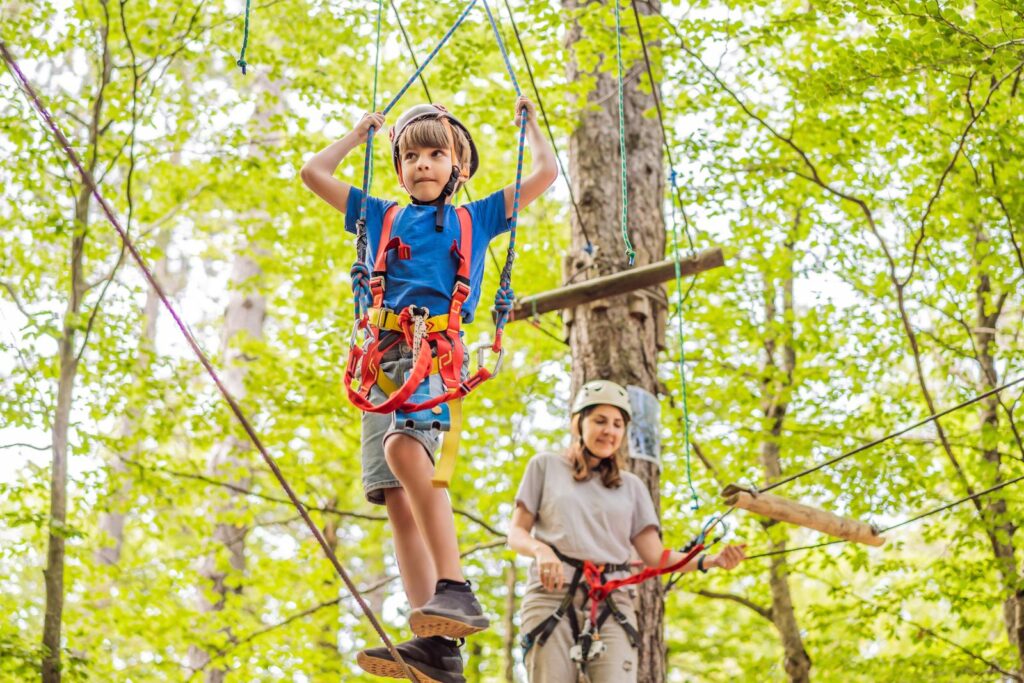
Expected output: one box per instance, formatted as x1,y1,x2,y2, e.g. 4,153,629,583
384,435,464,582
383,487,437,609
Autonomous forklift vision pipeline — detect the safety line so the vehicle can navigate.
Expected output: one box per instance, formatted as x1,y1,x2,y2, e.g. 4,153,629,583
357,0,479,241
747,472,1024,560
367,0,385,193
390,0,433,102
761,375,1024,493
481,0,527,338
499,0,595,252
237,0,252,74
628,0,696,253
0,41,415,681
612,0,636,266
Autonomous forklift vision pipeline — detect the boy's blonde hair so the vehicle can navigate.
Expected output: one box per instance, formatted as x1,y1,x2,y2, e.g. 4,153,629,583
397,117,473,179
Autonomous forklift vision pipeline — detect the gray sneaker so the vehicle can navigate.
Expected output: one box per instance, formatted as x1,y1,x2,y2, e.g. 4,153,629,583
356,636,464,683
409,580,490,638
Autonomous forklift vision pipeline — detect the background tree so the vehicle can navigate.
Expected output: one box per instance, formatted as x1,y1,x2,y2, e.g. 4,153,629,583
2,0,1022,680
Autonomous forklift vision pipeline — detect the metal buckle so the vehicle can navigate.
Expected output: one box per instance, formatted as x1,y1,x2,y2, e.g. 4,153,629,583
569,638,606,663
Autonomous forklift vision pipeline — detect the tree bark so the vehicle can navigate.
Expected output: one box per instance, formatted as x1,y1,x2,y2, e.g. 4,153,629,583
42,232,84,683
95,234,178,568
759,259,812,683
42,14,112,679
972,254,1022,675
563,0,668,679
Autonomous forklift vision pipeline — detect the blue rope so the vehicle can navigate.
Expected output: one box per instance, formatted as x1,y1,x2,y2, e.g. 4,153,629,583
357,0,479,237
381,0,479,115
481,0,522,96
353,0,387,320
482,0,527,336
668,167,700,510
351,262,372,319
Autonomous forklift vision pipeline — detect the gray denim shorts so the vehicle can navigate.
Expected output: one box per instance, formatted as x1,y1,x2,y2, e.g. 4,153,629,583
361,333,469,505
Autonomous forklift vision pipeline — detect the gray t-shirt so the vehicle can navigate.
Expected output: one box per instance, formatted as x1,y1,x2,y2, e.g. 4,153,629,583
515,452,660,588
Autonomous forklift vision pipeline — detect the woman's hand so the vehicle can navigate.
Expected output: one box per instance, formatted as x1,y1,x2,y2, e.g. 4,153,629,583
534,543,565,592
707,544,747,571
352,112,386,142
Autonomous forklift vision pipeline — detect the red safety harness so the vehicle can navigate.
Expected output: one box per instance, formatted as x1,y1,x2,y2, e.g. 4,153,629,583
344,204,502,485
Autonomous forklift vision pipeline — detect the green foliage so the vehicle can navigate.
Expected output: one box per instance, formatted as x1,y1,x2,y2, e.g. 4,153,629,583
2,0,1022,680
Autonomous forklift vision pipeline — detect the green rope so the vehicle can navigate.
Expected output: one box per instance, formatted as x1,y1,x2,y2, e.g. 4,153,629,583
237,0,252,74
669,170,700,510
368,0,385,190
613,0,635,266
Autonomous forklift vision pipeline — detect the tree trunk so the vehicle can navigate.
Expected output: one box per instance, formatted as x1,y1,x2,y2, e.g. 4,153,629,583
95,235,177,568
43,17,112,678
504,561,517,683
563,0,668,679
42,229,84,682
759,261,812,683
973,261,1022,675
186,251,265,681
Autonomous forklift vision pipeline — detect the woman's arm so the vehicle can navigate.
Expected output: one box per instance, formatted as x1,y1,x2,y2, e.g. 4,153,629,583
632,526,747,574
300,112,385,213
508,504,566,592
502,97,558,218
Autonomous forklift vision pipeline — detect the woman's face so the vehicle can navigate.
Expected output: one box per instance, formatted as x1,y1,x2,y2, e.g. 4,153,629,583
580,404,627,460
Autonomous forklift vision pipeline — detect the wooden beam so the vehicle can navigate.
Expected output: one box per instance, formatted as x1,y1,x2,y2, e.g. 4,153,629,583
722,484,886,547
507,248,725,322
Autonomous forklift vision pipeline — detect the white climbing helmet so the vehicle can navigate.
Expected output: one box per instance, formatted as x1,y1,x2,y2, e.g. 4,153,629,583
571,380,632,419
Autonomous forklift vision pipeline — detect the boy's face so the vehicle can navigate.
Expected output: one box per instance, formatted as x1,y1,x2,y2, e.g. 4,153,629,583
399,144,455,203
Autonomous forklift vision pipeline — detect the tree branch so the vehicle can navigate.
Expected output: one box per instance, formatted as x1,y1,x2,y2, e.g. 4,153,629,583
690,588,772,621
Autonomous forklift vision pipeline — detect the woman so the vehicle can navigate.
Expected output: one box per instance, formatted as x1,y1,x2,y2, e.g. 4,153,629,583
508,380,746,682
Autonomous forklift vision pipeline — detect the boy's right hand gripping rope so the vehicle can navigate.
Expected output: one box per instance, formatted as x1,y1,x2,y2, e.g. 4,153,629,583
492,284,515,349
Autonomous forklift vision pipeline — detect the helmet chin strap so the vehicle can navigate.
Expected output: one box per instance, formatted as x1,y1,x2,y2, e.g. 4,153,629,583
408,165,462,231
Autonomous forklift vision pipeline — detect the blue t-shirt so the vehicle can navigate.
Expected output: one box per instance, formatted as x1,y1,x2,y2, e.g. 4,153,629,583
345,188,510,323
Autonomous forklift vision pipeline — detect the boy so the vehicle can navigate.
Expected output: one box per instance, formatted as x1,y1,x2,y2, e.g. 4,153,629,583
300,98,556,681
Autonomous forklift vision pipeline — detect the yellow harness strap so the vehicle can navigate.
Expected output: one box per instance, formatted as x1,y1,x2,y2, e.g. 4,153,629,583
431,398,461,488
375,373,463,489
369,307,450,334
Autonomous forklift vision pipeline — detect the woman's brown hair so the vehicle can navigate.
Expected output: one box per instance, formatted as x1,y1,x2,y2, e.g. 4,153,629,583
564,406,629,488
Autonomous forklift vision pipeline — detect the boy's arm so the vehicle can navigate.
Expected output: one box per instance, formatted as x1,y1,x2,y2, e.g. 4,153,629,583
300,112,385,214
502,97,558,219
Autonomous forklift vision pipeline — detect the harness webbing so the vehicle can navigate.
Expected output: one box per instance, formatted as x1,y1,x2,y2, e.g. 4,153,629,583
520,546,638,660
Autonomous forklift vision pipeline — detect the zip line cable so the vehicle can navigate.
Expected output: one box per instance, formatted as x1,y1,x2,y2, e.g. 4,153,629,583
612,0,637,266
499,0,595,253
628,0,696,253
760,375,1024,494
0,41,418,681
747,471,1024,560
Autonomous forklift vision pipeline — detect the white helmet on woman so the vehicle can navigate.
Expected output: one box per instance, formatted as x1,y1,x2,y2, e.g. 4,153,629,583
571,380,632,419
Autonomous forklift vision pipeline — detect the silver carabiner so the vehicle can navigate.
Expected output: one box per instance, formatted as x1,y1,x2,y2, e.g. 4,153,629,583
470,336,505,378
